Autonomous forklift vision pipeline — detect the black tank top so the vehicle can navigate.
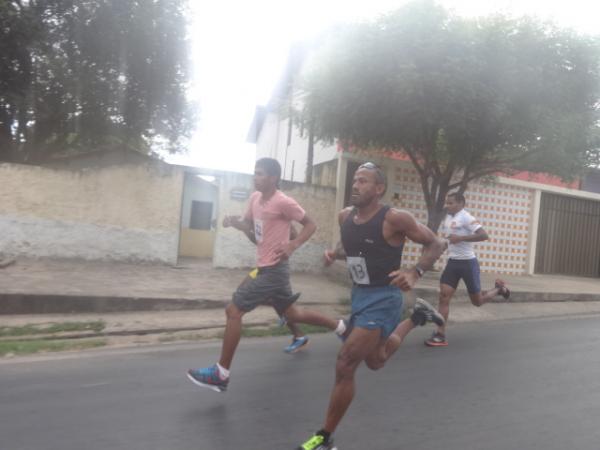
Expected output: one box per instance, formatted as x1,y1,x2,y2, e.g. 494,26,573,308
341,205,404,286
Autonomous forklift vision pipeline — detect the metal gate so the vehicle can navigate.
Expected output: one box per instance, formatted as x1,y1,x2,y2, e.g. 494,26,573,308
535,193,600,277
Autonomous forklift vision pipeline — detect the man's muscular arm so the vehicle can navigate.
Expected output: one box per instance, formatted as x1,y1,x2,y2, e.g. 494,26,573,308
324,208,352,266
274,214,317,261
386,209,447,290
324,240,347,266
448,227,488,244
242,224,298,246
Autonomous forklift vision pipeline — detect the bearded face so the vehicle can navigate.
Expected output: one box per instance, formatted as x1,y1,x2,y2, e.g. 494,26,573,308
350,168,385,207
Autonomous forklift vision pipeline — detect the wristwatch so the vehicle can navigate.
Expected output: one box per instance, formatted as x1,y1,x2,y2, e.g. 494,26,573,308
414,266,425,278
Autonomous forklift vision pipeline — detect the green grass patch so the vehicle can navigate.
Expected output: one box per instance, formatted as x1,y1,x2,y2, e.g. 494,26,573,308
0,321,106,337
241,323,329,338
338,297,351,306
0,339,107,356
158,333,208,343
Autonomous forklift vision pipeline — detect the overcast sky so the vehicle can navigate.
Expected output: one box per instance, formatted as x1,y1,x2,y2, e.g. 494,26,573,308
168,0,599,173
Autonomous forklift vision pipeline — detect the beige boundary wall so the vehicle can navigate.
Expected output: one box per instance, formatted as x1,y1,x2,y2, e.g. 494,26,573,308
393,165,534,275
0,160,184,264
212,172,337,272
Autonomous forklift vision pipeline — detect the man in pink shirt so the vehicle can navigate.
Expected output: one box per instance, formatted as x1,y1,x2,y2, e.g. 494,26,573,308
187,158,347,392
239,225,311,354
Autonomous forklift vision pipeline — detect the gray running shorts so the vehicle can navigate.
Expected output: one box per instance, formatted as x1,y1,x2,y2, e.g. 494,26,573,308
232,261,299,315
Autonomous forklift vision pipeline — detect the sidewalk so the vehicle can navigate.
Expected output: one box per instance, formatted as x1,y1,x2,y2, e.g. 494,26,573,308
2,257,600,350
0,258,350,349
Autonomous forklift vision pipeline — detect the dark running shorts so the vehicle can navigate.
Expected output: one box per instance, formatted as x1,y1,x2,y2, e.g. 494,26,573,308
440,258,481,294
232,261,299,315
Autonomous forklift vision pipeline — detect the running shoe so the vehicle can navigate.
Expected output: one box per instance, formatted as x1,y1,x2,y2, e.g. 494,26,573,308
296,433,337,450
425,331,448,347
278,314,288,327
278,292,301,326
411,298,445,327
186,364,229,392
495,279,511,299
337,318,352,342
284,336,309,353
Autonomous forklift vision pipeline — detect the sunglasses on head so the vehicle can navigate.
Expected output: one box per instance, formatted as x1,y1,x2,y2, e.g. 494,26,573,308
358,162,380,170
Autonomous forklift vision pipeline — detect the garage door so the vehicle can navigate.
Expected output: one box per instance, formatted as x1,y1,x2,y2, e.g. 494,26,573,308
535,193,600,277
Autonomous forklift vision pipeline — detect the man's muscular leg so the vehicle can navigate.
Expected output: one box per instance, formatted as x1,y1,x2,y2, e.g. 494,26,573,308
322,327,381,433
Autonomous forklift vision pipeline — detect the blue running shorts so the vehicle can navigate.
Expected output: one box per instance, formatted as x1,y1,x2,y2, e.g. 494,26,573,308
349,285,403,339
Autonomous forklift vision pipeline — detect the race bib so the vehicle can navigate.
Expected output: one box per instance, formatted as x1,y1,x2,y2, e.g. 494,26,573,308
254,219,264,243
347,256,370,285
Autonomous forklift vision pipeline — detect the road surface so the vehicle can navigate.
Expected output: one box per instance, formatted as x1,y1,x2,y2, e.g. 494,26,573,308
2,315,600,450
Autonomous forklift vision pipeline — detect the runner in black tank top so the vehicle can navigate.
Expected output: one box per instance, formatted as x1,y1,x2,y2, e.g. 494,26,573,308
341,205,403,286
296,162,447,450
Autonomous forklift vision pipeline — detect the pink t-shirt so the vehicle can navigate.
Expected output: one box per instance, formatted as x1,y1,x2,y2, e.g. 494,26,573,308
244,190,306,267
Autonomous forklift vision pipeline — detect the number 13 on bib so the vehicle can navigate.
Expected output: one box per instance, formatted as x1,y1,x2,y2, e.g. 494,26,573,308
346,256,370,285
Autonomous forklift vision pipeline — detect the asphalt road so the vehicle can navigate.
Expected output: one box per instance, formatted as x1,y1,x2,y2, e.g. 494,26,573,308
2,315,600,450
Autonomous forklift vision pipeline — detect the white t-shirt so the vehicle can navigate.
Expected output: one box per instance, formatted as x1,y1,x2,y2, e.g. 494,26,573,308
441,209,482,260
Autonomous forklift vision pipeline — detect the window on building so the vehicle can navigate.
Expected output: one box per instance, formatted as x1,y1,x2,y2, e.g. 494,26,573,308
190,201,213,230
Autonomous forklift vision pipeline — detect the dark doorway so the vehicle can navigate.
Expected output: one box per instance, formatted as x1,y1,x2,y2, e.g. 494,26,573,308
189,200,213,230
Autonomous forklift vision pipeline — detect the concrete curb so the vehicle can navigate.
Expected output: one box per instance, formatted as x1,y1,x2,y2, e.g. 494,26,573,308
412,288,600,303
3,287,600,316
0,259,16,269
0,294,352,315
0,294,228,315
324,264,600,303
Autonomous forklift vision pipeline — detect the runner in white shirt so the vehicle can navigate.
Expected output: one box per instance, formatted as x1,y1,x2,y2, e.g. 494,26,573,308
425,192,511,347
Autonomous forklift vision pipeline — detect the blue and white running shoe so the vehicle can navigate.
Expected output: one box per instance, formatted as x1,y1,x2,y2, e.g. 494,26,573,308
187,364,229,392
284,336,309,353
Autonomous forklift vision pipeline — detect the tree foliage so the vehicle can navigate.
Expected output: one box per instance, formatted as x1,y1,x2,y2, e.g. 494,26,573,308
0,0,194,163
300,1,600,230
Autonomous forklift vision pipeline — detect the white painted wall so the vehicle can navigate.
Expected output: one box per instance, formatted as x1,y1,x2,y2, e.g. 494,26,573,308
255,112,282,160
255,111,337,183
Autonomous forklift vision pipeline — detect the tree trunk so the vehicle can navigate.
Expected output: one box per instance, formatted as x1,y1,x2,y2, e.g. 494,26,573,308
0,102,15,162
426,204,446,232
306,120,314,185
420,172,451,233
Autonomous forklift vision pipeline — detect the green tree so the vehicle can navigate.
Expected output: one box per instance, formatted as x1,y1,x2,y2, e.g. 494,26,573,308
300,1,600,230
0,0,194,163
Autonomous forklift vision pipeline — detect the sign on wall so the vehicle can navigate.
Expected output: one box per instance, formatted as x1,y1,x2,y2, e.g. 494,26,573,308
230,188,250,201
